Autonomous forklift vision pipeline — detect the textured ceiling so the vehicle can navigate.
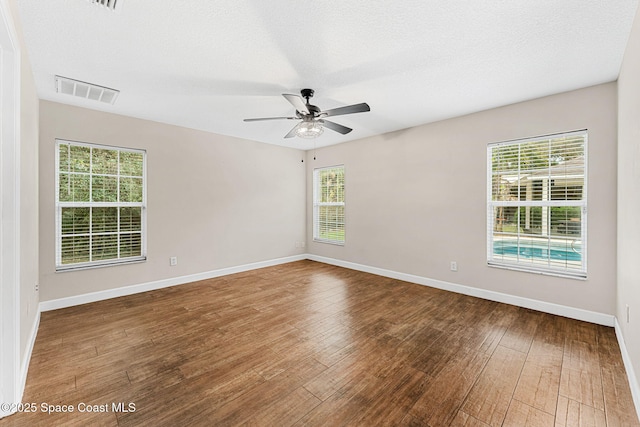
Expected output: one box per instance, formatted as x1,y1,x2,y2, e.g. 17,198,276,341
16,0,639,149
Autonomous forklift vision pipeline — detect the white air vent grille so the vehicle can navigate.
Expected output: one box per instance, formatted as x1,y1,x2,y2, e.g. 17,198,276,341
55,76,120,105
88,0,120,11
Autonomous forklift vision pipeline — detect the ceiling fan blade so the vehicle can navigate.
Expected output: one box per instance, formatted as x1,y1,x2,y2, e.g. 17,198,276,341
243,116,297,122
320,119,352,135
321,102,370,117
282,94,310,115
284,123,302,138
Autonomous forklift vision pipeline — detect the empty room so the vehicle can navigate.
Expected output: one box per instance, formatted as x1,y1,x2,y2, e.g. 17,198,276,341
1,0,640,425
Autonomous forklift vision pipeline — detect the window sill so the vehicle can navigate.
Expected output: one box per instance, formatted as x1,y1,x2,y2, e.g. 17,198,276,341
313,239,345,246
56,257,146,273
488,262,587,280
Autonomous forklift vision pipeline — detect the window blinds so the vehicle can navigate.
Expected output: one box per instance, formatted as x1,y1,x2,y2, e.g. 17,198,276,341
56,140,146,270
487,130,587,277
313,166,345,244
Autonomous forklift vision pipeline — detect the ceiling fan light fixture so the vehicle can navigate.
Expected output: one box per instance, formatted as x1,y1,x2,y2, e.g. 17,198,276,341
244,89,368,139
296,121,324,139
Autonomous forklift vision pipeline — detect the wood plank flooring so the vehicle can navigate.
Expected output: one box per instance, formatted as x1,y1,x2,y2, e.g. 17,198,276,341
1,260,638,426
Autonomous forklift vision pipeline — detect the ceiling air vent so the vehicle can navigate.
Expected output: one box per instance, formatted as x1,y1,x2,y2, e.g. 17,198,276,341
88,0,120,11
55,76,120,105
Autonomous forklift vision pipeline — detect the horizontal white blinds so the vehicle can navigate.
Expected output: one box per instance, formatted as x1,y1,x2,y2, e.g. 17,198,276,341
313,166,345,244
487,130,587,277
56,140,146,270
491,133,584,203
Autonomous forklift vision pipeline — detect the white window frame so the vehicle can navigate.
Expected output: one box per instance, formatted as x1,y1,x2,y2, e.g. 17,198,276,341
313,165,345,245
55,139,147,271
487,130,587,279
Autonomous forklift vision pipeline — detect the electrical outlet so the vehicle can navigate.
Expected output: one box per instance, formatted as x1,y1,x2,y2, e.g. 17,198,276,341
627,304,630,323
35,282,39,292
170,256,178,266
450,261,458,272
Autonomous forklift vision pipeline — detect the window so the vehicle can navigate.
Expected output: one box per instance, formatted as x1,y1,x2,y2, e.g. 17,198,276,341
487,130,587,278
56,139,146,270
313,166,345,244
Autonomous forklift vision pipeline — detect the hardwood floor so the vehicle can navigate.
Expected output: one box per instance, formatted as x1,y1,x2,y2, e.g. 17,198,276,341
2,260,638,426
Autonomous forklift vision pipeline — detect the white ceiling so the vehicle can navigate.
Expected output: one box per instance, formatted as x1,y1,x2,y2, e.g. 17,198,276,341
16,0,639,149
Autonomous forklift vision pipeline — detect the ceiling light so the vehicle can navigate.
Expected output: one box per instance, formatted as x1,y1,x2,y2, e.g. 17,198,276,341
295,121,324,139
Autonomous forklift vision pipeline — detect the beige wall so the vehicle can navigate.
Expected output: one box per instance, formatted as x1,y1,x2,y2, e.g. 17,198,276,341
7,0,40,366
307,83,617,315
618,2,640,401
39,101,306,302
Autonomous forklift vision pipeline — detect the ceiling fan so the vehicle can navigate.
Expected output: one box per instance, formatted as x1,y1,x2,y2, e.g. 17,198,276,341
243,89,370,139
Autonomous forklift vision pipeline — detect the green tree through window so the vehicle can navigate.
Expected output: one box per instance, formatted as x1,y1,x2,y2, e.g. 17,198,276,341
56,140,146,270
488,131,586,277
313,166,345,244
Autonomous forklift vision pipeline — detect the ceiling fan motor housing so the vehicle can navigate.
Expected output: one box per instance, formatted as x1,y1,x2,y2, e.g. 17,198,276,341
306,105,321,116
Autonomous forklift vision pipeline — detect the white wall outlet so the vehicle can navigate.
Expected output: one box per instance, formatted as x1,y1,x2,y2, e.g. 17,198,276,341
450,261,458,272
35,282,39,292
170,256,178,266
626,304,630,323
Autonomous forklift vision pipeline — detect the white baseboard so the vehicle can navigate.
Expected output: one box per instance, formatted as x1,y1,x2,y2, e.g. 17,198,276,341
40,252,616,326
307,254,615,327
40,254,306,312
19,310,40,397
614,318,640,421
41,253,614,325
31,253,637,421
